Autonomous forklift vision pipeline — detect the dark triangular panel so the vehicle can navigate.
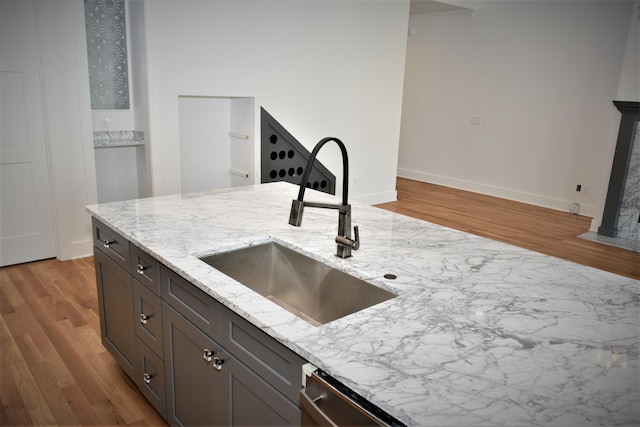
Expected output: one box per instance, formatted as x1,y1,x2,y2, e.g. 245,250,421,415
261,107,336,195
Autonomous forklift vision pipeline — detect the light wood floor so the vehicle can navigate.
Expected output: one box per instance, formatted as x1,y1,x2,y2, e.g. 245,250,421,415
0,257,166,426
376,177,639,280
1,178,638,426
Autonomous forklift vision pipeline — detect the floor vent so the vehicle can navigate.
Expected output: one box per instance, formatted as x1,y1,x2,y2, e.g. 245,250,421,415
261,107,336,195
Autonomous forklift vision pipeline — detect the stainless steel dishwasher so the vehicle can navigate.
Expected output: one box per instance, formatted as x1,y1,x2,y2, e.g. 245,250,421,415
300,365,406,427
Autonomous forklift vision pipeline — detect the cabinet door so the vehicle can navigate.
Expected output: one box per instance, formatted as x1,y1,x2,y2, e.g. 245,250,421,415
219,305,306,403
163,303,223,427
94,249,136,379
218,347,301,426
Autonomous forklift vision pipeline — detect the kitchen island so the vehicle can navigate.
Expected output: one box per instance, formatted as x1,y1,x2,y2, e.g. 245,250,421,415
87,182,639,426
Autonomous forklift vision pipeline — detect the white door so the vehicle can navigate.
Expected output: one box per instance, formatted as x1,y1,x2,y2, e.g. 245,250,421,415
0,0,56,266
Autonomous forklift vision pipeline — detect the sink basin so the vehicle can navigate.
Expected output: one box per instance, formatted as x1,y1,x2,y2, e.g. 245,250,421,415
198,242,395,326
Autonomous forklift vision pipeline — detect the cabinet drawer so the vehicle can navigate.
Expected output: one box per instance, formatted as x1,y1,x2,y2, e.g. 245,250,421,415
135,338,166,419
161,266,219,338
92,218,130,272
133,280,164,359
218,306,306,403
131,245,161,295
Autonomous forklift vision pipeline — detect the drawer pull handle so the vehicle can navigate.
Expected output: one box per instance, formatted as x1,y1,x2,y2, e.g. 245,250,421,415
102,239,115,248
143,373,154,384
136,264,148,274
140,313,151,324
213,357,225,371
203,349,214,363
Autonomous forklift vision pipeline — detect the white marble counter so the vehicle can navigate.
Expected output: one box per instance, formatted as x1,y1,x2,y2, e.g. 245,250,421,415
86,183,639,426
93,130,144,148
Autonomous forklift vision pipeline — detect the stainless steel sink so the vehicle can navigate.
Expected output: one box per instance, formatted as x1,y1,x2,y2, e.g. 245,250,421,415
198,242,395,326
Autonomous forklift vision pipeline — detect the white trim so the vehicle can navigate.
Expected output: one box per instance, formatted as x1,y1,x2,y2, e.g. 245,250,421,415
351,190,397,206
397,168,597,217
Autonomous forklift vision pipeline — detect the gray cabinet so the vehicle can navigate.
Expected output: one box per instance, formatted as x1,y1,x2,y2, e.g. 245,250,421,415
219,345,300,425
135,337,167,417
93,218,130,271
163,303,300,427
133,280,164,358
93,216,305,426
161,265,303,426
163,302,221,426
93,220,135,379
131,244,161,294
218,305,306,404
93,218,167,418
133,279,166,417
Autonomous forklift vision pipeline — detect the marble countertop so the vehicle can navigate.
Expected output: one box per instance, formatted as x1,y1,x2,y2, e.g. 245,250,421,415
86,182,639,426
93,130,144,148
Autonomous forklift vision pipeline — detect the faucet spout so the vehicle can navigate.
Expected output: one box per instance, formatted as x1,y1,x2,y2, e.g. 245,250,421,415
288,137,359,258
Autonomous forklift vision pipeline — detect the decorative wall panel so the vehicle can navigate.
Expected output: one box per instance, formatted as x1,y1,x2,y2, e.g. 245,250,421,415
260,108,336,195
85,0,129,109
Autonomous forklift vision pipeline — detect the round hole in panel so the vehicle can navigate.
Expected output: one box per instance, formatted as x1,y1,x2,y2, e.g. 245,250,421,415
270,135,278,144
270,151,277,160
320,180,327,189
279,169,286,178
312,181,319,189
287,150,294,159
270,170,277,179
306,182,312,188
279,151,286,159
297,167,303,175
288,168,295,176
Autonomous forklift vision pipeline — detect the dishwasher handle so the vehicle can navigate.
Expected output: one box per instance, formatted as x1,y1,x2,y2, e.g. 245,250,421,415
300,387,339,427
300,373,386,427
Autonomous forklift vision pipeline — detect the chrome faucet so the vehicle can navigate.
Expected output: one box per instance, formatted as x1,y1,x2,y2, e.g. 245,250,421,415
288,137,360,258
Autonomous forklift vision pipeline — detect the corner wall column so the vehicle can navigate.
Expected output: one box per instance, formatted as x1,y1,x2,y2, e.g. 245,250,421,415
598,101,639,237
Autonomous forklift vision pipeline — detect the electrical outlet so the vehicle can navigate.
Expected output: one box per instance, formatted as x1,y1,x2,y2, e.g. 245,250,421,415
570,202,580,214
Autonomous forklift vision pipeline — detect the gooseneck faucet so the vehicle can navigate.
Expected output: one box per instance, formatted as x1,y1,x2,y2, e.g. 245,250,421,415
288,137,360,258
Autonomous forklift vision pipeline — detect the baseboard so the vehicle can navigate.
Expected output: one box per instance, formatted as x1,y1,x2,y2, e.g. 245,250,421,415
397,168,597,217
58,239,93,261
351,189,397,205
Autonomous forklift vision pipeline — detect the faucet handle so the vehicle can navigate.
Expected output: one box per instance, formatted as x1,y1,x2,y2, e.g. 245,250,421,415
336,225,360,251
352,226,360,250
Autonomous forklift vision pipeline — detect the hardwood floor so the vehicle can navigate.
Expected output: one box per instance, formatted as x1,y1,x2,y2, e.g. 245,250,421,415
0,178,637,426
0,257,166,426
376,177,639,280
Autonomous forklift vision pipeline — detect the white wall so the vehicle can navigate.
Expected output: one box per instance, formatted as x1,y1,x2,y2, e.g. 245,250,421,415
94,146,142,202
230,97,255,187
617,0,640,102
35,0,98,260
179,97,232,192
143,0,410,204
399,0,635,223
